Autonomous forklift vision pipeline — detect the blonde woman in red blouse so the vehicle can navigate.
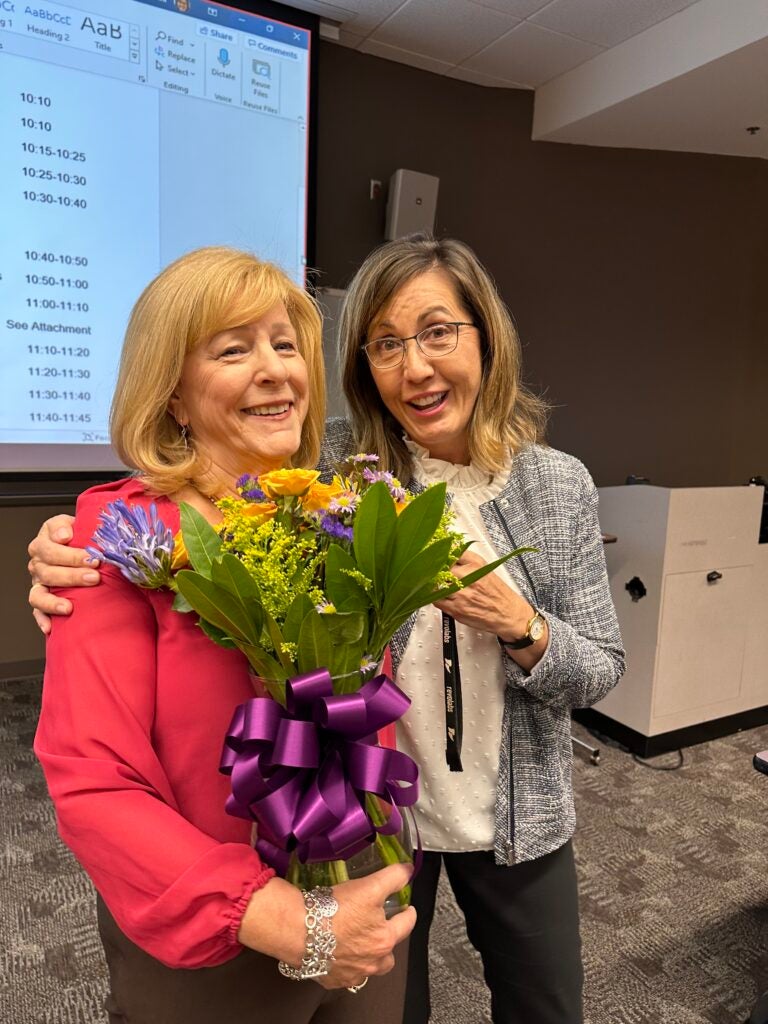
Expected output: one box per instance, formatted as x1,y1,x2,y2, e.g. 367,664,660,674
32,247,414,1024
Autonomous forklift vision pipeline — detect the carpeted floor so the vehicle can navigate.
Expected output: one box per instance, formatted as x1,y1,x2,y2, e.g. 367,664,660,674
2,675,768,1024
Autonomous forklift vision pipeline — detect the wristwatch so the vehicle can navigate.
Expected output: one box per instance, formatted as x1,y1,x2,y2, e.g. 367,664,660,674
498,608,546,651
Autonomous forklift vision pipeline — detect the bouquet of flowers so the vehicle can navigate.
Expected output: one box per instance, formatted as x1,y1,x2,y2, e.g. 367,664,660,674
91,455,528,907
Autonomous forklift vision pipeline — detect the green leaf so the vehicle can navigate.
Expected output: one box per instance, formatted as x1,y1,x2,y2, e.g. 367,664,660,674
172,591,193,613
330,644,366,690
325,544,370,613
353,481,396,602
386,547,538,623
198,618,239,649
297,610,333,675
283,593,314,645
387,483,447,586
239,642,289,704
458,548,538,589
175,570,259,645
240,642,289,681
263,608,294,673
210,554,264,639
323,610,365,646
381,537,453,621
179,503,222,579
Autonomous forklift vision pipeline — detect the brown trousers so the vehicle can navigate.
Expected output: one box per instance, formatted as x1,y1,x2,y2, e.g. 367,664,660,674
96,897,408,1024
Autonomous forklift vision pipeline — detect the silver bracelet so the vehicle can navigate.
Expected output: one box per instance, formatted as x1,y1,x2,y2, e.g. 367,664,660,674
278,886,338,981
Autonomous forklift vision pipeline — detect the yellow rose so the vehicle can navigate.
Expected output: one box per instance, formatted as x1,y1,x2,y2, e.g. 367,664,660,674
301,480,345,513
170,531,189,571
259,468,321,498
241,501,277,522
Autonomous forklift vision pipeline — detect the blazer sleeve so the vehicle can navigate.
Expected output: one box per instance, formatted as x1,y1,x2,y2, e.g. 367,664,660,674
34,567,274,969
503,466,625,710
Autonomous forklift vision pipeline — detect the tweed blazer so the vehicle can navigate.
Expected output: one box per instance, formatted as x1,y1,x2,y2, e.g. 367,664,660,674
319,418,625,866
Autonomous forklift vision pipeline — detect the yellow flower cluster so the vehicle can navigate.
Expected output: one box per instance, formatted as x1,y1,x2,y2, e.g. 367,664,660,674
170,531,189,571
216,500,325,643
301,479,344,513
259,468,320,499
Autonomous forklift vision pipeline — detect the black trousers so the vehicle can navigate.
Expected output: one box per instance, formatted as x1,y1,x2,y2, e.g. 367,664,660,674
403,842,583,1024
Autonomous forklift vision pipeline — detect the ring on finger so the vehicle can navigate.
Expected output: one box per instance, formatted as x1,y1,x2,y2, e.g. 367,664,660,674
347,977,368,994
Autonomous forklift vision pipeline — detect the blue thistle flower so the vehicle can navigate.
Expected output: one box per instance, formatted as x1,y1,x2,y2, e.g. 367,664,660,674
89,500,175,588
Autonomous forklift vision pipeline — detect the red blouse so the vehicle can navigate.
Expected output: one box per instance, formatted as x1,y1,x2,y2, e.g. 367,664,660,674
34,477,274,969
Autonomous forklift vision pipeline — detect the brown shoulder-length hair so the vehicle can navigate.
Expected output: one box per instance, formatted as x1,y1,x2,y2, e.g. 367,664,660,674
339,233,548,481
110,246,325,496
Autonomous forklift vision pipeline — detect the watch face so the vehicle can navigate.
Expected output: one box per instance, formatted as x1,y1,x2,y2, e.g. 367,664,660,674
529,616,545,641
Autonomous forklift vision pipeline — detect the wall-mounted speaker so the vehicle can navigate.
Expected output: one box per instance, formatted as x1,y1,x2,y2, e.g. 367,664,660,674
385,169,440,240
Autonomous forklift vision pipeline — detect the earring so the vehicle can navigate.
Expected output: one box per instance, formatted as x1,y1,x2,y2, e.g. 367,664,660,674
180,424,190,451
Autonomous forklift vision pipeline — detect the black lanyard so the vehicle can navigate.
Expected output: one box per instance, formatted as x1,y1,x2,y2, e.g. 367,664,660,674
442,613,464,772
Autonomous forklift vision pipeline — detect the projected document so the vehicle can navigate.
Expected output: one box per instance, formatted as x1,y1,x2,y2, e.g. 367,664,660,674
0,0,312,464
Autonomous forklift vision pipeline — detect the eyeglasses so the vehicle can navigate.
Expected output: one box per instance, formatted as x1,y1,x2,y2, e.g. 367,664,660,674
362,321,475,369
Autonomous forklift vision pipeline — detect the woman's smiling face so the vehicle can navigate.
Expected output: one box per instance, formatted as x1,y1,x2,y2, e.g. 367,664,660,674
169,301,309,480
366,269,482,465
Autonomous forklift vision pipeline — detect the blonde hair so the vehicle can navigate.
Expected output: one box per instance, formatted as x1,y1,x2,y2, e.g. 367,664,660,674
339,234,548,481
111,247,325,495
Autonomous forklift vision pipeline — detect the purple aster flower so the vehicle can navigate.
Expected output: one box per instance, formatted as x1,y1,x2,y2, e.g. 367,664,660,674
328,492,359,516
362,468,406,503
319,514,354,543
351,453,379,464
89,499,174,588
362,468,395,486
236,473,267,502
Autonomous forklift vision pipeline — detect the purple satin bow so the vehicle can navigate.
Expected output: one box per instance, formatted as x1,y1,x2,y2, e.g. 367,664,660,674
220,669,419,874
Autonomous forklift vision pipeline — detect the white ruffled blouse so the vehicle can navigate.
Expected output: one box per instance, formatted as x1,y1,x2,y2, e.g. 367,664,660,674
395,440,519,852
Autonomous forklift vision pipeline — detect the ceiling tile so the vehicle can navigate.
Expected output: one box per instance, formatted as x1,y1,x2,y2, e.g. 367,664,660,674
469,0,552,16
463,21,602,86
370,0,521,65
336,27,366,48
446,64,531,88
285,0,409,36
358,38,456,76
530,0,700,48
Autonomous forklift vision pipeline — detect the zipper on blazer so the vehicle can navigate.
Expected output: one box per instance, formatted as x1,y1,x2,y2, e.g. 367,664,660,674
488,500,535,869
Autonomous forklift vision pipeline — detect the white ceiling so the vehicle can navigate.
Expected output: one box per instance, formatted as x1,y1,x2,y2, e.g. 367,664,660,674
290,0,768,159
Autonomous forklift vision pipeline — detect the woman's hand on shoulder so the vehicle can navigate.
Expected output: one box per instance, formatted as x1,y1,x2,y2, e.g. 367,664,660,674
238,863,416,989
28,513,101,633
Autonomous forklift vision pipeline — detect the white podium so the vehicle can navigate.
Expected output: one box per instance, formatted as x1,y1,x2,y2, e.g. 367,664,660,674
581,485,767,755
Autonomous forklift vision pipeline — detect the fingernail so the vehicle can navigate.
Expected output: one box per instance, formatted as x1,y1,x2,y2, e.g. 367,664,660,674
83,572,100,583
54,529,71,541
55,603,69,614
84,556,100,566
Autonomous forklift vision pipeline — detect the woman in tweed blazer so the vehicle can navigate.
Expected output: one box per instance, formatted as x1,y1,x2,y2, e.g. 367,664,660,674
28,235,623,1024
329,234,624,1024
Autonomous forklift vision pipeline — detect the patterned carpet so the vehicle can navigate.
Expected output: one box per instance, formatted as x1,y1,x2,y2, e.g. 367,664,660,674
2,675,768,1024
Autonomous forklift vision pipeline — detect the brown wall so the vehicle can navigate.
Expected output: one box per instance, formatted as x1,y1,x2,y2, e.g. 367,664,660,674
0,505,74,676
315,42,768,489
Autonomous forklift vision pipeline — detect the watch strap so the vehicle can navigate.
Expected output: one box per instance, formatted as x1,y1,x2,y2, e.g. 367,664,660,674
498,609,543,651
